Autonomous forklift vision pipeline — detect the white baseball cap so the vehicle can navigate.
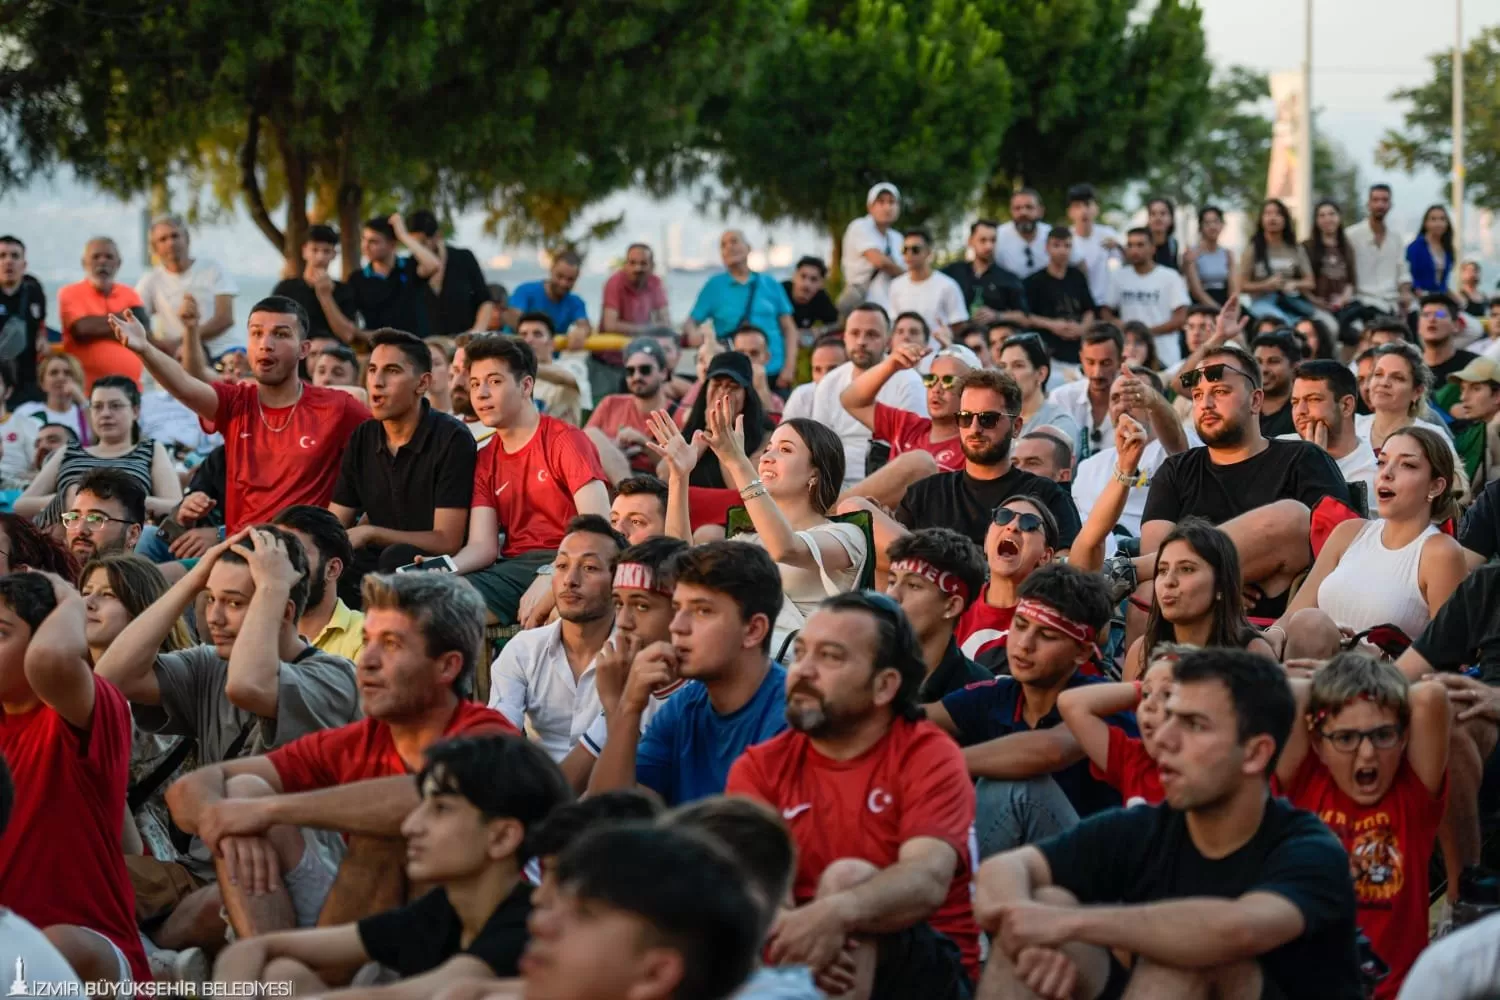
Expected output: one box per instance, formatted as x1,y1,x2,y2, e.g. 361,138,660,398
867,182,901,205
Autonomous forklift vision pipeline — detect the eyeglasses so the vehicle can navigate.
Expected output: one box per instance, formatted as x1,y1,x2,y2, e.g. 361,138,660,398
1179,363,1259,391
992,507,1044,532
921,373,959,389
61,511,136,530
1320,724,1403,754
902,245,926,255
624,365,657,376
1424,308,1450,320
957,410,1014,430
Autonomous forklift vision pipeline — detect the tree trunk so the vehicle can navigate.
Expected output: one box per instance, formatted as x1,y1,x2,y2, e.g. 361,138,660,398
273,123,310,280
335,119,362,280
238,110,286,257
828,222,845,297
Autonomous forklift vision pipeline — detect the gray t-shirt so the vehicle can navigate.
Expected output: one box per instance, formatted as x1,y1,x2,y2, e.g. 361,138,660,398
134,644,361,762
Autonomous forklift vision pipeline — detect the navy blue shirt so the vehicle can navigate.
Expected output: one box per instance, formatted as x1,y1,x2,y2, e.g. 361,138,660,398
636,662,788,806
939,672,1135,817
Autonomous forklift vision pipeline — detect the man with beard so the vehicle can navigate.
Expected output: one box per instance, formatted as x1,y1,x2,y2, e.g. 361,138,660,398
1347,183,1413,319
1134,343,1352,620
995,189,1053,279
727,592,979,999
329,329,475,580
589,541,787,806
58,236,147,391
1047,324,1125,462
1252,330,1303,439
273,506,365,662
1104,229,1190,366
600,243,671,338
1281,361,1378,495
134,216,240,356
812,303,928,490
894,369,1081,552
110,297,369,533
65,469,145,567
971,649,1362,1000
586,338,674,475
488,516,625,760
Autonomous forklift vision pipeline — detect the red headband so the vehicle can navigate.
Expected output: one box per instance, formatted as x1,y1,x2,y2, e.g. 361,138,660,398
1015,598,1097,647
613,562,671,596
890,558,971,604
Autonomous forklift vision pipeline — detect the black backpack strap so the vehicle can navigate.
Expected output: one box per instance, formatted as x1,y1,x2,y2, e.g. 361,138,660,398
127,738,196,814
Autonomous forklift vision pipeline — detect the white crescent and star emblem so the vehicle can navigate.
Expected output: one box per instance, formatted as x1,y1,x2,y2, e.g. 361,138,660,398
867,789,893,814
298,435,316,449
536,469,549,483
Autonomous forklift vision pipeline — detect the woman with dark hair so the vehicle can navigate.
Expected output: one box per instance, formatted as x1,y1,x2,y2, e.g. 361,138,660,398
1146,197,1179,270
651,405,868,653
14,374,181,522
671,352,771,490
1302,199,1362,341
1182,205,1234,306
1121,321,1165,372
0,512,79,580
1293,316,1335,360
1406,204,1456,296
995,333,1080,447
1124,517,1274,679
1240,199,1315,324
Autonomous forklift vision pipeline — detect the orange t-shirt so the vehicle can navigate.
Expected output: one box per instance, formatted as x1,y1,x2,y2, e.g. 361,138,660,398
57,280,145,389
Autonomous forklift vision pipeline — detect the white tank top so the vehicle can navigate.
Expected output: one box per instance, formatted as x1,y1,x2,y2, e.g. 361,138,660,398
1316,519,1437,639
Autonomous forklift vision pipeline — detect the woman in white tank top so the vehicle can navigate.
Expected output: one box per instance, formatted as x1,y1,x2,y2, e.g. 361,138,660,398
1265,426,1469,661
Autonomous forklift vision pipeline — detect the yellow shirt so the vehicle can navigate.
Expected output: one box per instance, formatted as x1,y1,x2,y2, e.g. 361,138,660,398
312,599,366,663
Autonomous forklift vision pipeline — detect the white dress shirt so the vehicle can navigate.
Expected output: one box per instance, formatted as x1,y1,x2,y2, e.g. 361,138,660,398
1345,220,1411,313
487,620,600,762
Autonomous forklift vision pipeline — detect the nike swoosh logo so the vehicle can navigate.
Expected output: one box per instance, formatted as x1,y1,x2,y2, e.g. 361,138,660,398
782,804,810,820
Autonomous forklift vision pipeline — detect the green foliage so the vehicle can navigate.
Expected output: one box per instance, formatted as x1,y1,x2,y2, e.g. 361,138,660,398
1377,25,1500,212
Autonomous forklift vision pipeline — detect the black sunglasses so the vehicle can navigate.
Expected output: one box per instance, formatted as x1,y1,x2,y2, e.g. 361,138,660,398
957,410,1013,430
624,364,657,376
992,507,1043,532
902,244,926,255
1179,362,1259,391
1002,332,1044,348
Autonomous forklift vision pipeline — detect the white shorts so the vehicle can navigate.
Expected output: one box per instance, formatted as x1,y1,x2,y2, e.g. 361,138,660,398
79,927,132,983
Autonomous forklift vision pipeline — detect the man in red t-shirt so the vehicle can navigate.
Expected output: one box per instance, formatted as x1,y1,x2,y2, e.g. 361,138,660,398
449,335,609,626
0,572,151,983
586,338,673,474
57,237,147,389
109,296,369,532
599,244,671,337
165,572,516,939
727,592,979,998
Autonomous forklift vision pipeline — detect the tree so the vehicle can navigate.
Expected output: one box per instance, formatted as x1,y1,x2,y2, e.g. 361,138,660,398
0,0,768,275
704,0,1013,281
1377,25,1500,212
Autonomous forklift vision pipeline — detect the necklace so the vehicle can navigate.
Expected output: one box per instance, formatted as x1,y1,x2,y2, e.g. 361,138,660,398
257,382,304,433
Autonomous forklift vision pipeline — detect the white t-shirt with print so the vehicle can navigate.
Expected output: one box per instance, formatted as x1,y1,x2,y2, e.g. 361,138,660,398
888,270,969,334
136,258,242,353
1105,265,1191,365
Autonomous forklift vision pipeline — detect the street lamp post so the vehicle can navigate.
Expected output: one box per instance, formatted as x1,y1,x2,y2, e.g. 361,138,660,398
1453,0,1465,257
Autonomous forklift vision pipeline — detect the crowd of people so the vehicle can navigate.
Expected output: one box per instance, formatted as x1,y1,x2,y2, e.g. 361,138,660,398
0,178,1499,1000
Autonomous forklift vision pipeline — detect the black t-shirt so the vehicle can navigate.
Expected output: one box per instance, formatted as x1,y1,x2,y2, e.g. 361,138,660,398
1038,796,1362,1000
1459,478,1500,560
942,260,1029,317
1411,563,1500,683
781,281,838,332
357,882,533,978
0,275,46,402
348,257,430,338
896,466,1082,549
1430,348,1478,385
270,277,358,342
1023,267,1096,364
426,246,492,337
1258,400,1296,440
332,402,478,533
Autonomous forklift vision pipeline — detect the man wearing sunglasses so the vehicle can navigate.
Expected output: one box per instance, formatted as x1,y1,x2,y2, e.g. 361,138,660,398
888,229,970,337
886,527,992,702
585,338,673,474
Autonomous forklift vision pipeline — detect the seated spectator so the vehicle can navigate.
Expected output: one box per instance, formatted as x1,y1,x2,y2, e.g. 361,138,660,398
0,360,38,489
1284,360,1379,494
1014,429,1074,484
0,571,151,982
888,310,982,373
589,541,787,806
1047,323,1125,461
1024,226,1098,367
600,243,671,340
952,496,1058,670
811,304,928,490
675,325,789,419
728,592,979,997
1358,341,1452,452
1293,315,1335,360
784,255,840,343
888,229,969,336
489,516,624,760
527,790,663,903
926,564,1127,858
346,214,439,338
57,236,148,390
995,332,1082,452
504,252,591,342
972,649,1362,1000
163,572,516,939
886,527,993,701
14,354,91,447
609,474,669,545
838,341,971,509
684,230,798,389
513,312,584,427
891,369,1081,553
212,734,570,996
587,337,676,477
653,411,867,656
0,512,77,579
1268,428,1467,661
783,334,846,422
1252,329,1303,439
64,468,145,566
137,447,226,566
1058,643,1189,808
944,220,1031,337
1446,356,1500,490
1122,320,1166,374
1276,653,1448,998
0,755,85,991
310,343,360,387
1125,518,1276,678
330,330,475,581
272,506,365,662
407,210,493,339
450,336,609,626
270,225,359,345
519,825,762,1000
672,352,774,491
426,338,456,414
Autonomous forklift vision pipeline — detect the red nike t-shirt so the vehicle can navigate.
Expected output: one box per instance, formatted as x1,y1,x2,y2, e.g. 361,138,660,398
208,381,369,531
268,700,517,793
1285,755,1445,999
471,416,608,558
1089,725,1163,807
0,678,151,981
955,589,1014,663
726,716,980,978
873,403,962,471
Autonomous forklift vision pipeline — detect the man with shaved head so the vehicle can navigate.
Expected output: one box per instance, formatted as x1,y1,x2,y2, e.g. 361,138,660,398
58,237,149,390
685,229,800,389
0,235,45,403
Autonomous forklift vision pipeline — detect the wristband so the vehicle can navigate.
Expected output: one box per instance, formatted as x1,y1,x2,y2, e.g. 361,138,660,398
1132,680,1143,706
740,479,768,501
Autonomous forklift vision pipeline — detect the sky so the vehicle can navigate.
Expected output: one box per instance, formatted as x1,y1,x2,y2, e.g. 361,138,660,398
2,0,1496,293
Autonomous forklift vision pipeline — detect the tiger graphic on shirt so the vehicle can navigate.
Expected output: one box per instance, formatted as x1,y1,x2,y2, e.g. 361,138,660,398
1332,810,1404,904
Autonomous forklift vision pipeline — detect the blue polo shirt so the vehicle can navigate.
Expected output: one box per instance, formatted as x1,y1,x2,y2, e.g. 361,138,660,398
635,662,788,806
509,280,588,332
688,272,795,375
940,672,1135,817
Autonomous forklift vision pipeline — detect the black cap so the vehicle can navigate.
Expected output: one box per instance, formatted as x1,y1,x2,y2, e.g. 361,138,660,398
1065,183,1097,206
704,351,754,389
